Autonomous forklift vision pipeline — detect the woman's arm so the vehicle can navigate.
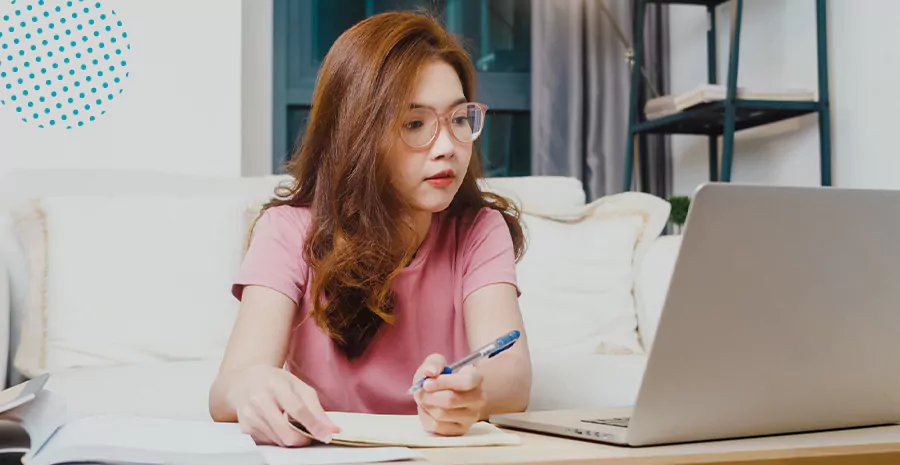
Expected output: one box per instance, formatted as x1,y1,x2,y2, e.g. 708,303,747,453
208,285,296,422
209,285,339,446
412,282,530,435
463,282,532,418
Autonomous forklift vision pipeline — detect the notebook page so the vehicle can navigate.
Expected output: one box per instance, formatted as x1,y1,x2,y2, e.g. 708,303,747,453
28,415,263,465
259,444,423,465
6,388,71,462
301,412,522,448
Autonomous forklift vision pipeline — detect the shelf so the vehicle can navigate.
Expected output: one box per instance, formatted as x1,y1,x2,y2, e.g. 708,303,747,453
632,100,820,136
645,0,731,6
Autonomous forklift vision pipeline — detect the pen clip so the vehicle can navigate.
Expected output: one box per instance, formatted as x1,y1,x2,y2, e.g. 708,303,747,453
488,330,520,358
488,342,514,358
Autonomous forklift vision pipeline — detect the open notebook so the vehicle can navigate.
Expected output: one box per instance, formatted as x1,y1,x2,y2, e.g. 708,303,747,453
290,411,522,447
0,375,424,465
0,374,264,465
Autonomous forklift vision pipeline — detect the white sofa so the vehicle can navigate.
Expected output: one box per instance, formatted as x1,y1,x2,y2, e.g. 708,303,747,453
0,169,681,421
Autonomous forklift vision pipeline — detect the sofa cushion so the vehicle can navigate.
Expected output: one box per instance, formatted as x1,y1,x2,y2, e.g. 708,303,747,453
480,176,587,211
0,250,8,386
2,170,595,381
13,195,251,376
41,354,644,420
528,353,646,411
634,235,682,351
0,169,258,384
44,360,219,421
515,192,670,356
9,201,45,378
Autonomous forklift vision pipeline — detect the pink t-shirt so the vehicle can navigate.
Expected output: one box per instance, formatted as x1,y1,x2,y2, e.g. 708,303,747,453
231,205,518,415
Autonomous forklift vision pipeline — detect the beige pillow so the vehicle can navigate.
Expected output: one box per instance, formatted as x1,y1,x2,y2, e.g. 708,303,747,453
11,200,49,378
11,195,254,377
512,192,670,356
13,195,249,376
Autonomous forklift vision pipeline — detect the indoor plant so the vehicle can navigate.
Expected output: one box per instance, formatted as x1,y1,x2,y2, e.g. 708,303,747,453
668,195,690,234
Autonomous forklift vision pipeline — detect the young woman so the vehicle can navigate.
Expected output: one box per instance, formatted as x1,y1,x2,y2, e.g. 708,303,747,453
208,10,531,447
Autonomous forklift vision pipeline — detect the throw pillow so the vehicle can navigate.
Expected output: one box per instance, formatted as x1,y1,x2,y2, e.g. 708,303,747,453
515,192,670,356
13,195,250,375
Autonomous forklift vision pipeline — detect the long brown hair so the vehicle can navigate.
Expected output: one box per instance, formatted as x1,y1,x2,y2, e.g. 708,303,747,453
253,10,525,358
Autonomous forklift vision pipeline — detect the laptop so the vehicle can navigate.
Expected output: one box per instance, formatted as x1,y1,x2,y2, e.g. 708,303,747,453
490,183,900,446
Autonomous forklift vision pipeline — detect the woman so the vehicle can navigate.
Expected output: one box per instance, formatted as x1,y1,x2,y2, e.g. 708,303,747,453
208,10,532,447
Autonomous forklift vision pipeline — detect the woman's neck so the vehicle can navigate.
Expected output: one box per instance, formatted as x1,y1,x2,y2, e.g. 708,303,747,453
410,210,433,252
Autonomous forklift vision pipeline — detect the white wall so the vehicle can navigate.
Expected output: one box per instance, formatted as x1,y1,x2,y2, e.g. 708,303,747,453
669,0,900,195
241,0,273,177
0,0,243,177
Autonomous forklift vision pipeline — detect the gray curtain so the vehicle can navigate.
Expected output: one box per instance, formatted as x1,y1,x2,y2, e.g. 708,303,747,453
531,0,671,200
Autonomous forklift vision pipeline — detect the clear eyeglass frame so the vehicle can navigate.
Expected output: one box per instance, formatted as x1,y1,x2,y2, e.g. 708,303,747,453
399,102,489,149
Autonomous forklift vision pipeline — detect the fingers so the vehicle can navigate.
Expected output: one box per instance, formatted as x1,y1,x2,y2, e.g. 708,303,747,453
417,387,484,428
256,395,312,447
275,380,340,443
414,366,485,438
290,379,341,435
417,406,472,437
423,366,483,393
415,353,448,381
418,388,485,410
413,358,486,437
424,404,480,427
237,404,284,446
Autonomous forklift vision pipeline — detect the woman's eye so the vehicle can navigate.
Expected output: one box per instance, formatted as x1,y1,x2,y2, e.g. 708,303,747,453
452,117,468,126
404,120,425,130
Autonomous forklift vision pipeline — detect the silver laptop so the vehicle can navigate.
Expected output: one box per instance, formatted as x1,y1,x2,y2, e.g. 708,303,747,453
490,183,900,446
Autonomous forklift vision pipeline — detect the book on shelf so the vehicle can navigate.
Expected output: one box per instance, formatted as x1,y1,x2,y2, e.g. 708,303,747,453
644,84,816,120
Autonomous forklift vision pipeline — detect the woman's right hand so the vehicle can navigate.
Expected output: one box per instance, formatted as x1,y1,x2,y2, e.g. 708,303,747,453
226,365,341,447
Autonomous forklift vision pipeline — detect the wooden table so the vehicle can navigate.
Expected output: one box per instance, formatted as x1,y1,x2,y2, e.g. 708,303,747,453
416,424,900,465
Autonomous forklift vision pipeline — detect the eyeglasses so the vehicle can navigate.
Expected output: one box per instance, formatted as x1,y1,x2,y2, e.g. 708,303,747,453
399,102,488,149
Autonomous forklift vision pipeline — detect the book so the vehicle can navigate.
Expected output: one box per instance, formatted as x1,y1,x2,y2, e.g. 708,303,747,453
290,411,523,448
0,375,424,465
0,374,264,465
644,84,816,120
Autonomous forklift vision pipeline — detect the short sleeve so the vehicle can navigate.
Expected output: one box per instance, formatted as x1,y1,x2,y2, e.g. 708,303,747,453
231,206,310,305
461,208,520,299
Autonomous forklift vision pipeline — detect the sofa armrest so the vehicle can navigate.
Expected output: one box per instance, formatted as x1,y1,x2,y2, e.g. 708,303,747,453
634,235,682,352
0,258,10,389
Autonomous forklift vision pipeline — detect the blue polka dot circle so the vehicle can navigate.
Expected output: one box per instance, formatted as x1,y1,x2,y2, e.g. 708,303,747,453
0,0,131,129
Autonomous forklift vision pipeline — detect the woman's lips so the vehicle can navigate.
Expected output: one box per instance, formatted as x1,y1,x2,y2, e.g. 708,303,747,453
425,170,455,187
426,177,453,187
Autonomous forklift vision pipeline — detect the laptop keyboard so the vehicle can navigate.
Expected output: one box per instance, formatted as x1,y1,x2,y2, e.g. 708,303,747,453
582,417,630,428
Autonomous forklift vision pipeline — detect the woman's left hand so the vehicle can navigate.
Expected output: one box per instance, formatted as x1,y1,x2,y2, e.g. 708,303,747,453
413,354,488,436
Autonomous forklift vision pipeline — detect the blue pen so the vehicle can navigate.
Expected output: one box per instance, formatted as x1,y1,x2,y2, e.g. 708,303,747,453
407,330,521,394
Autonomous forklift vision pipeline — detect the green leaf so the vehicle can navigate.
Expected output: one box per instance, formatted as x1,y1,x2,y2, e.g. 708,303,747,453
668,196,691,226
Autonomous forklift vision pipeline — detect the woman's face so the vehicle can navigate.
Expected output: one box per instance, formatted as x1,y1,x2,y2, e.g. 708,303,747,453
388,60,474,214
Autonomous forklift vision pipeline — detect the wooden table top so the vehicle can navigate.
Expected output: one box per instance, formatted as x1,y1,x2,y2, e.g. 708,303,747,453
415,423,900,465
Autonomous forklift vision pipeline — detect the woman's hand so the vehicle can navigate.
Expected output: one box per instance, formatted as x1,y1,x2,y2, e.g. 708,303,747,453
226,365,341,447
413,354,488,436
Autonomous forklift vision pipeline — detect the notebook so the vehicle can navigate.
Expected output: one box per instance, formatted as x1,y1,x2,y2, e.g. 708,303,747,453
0,375,264,465
0,375,423,465
290,411,522,447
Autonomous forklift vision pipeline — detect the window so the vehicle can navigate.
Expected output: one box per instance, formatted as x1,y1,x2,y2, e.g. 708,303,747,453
272,0,531,177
